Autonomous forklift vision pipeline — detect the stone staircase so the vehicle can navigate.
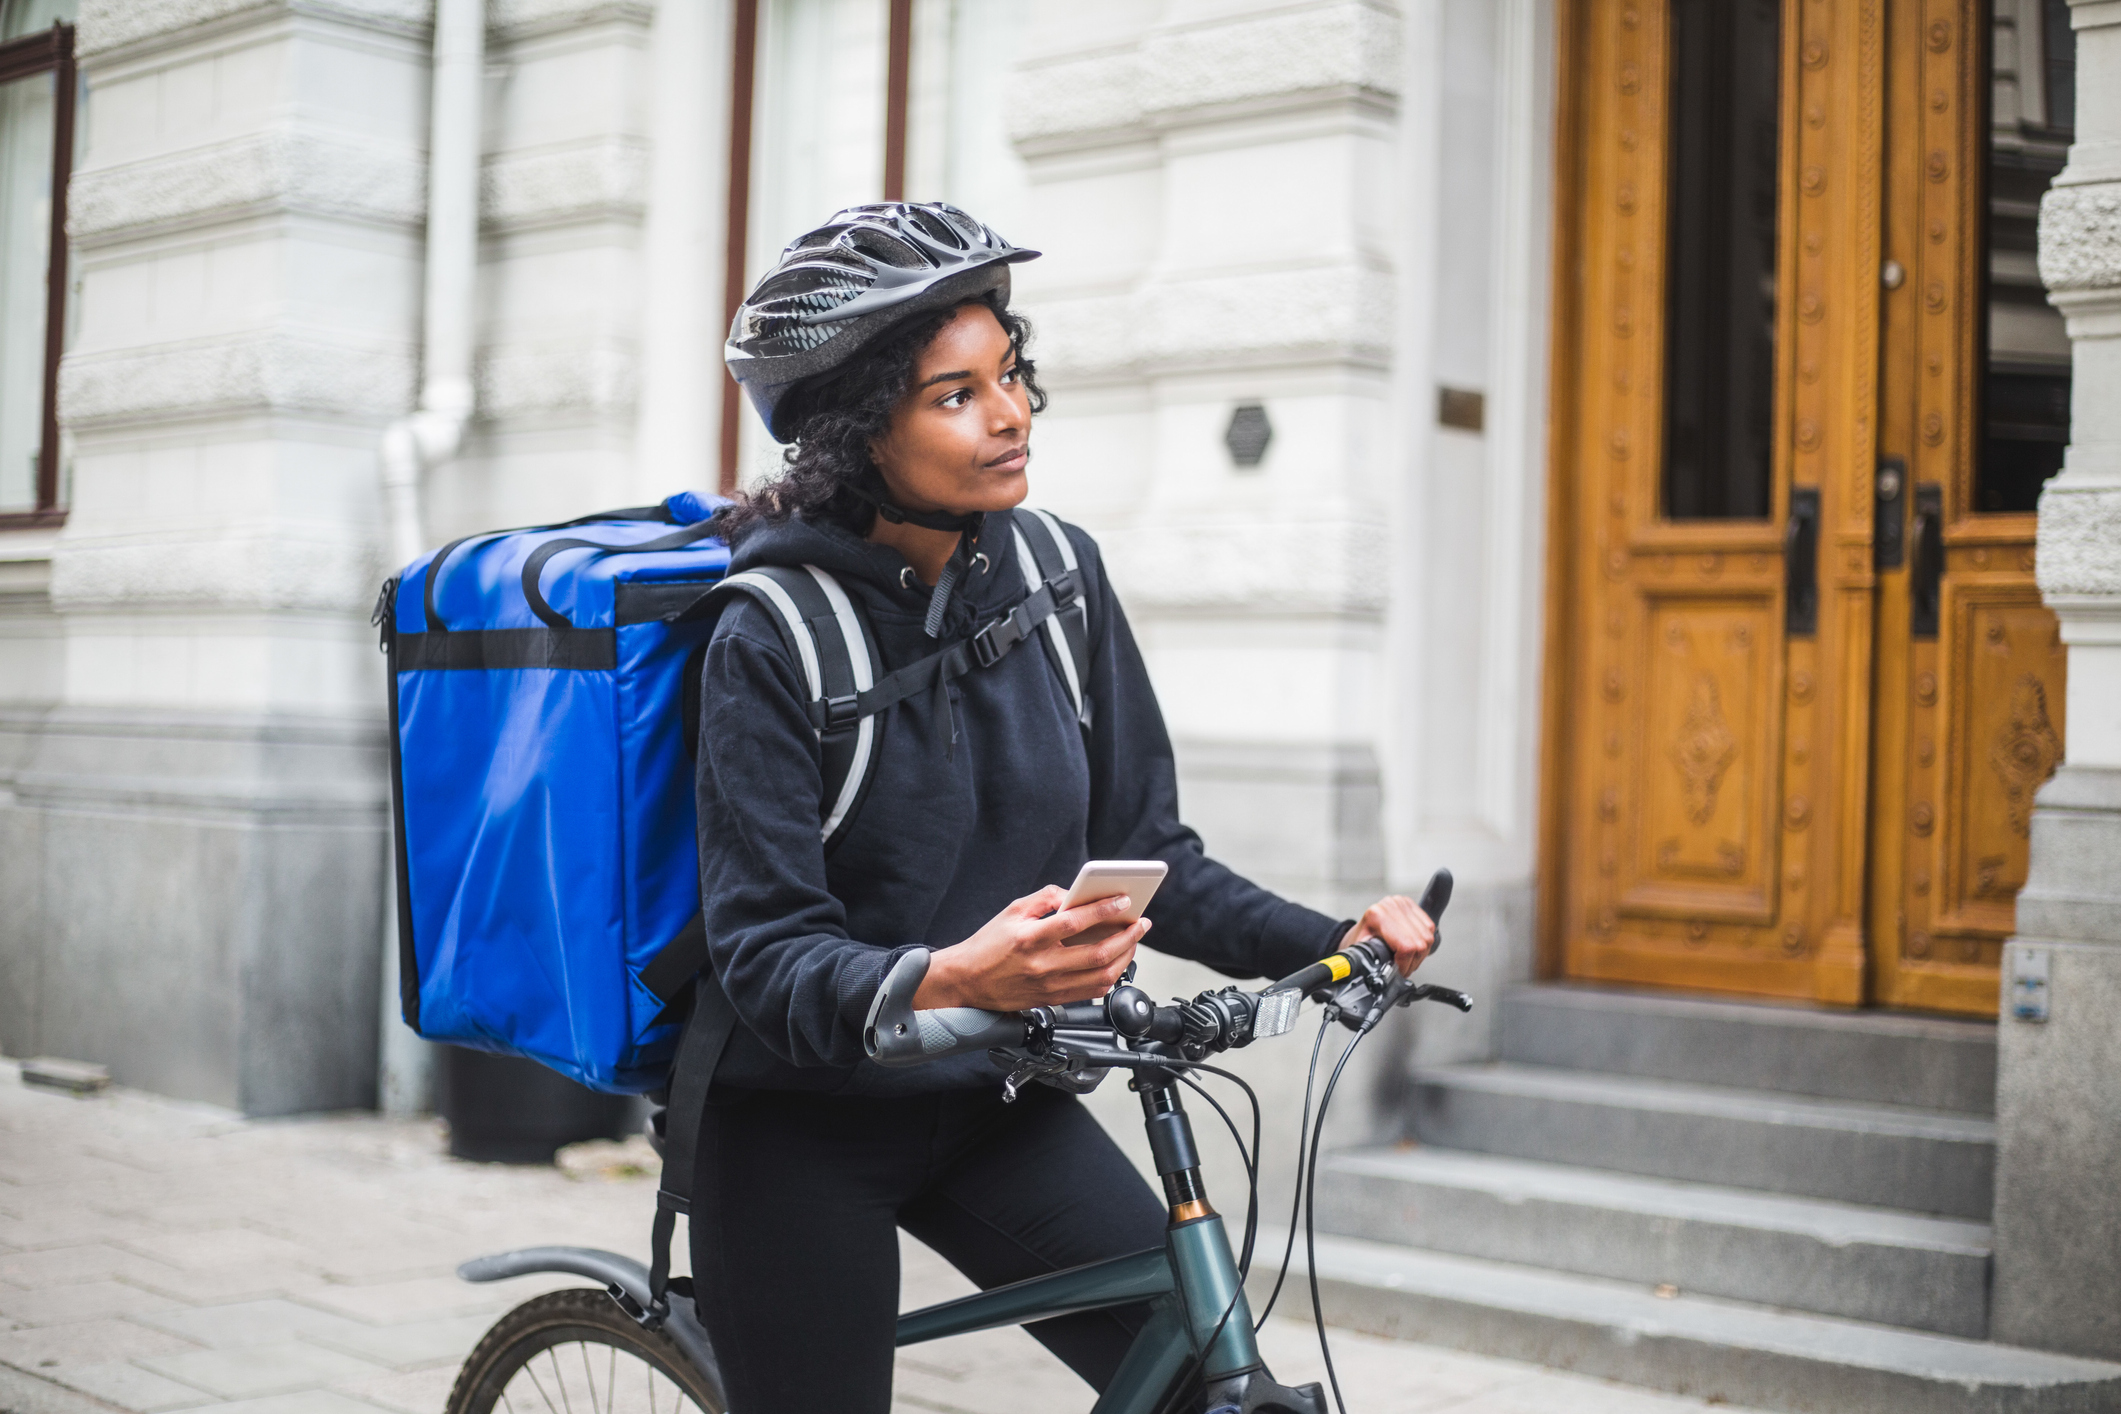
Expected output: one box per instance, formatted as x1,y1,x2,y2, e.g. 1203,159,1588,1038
1299,984,2121,1413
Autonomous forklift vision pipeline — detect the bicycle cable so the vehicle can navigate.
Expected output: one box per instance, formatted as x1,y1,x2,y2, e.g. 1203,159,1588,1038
1177,1071,1260,1277
1302,992,1396,1414
1254,1013,1341,1330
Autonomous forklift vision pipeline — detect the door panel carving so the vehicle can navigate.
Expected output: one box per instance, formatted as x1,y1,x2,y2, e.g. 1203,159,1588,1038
1936,585,2064,936
1624,593,1778,918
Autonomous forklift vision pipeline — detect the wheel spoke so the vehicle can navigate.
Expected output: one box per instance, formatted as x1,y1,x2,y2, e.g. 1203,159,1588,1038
544,1348,576,1414
470,1303,711,1414
521,1355,563,1414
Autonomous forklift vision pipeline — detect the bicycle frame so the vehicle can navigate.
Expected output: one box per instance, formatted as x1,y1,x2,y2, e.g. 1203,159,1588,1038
894,1068,1319,1414
894,1217,1253,1414
461,1070,1313,1414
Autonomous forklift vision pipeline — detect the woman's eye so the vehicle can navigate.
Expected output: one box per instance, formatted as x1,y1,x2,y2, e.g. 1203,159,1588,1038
940,389,971,407
1001,365,1020,384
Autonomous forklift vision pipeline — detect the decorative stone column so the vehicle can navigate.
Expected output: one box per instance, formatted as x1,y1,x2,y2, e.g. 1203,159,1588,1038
1991,0,2121,1362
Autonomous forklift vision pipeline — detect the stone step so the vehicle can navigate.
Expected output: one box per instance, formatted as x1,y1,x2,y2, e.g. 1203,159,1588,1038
1259,1230,2121,1414
1408,1063,1996,1218
1499,984,1998,1114
1314,1146,1992,1336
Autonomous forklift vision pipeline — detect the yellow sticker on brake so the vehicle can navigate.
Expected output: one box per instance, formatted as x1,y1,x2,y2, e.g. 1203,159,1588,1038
1322,953,1353,983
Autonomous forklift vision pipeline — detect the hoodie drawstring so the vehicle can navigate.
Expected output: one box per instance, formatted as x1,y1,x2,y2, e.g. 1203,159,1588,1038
923,524,983,757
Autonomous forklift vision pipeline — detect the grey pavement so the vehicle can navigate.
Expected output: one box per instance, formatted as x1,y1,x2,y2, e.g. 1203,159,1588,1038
0,1062,1769,1414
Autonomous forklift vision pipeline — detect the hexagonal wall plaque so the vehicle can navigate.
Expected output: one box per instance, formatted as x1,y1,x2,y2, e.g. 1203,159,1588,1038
1225,402,1272,467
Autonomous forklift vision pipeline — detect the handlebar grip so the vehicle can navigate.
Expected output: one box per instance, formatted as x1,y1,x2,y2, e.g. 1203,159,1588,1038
863,948,1028,1067
1417,867,1453,934
1266,867,1454,993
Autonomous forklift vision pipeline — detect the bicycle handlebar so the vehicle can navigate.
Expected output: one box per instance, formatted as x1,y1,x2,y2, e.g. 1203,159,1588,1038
1264,868,1454,994
862,948,1031,1065
862,868,1463,1071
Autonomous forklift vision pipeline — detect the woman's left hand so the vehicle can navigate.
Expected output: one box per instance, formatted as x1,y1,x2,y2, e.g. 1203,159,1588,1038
1343,895,1437,977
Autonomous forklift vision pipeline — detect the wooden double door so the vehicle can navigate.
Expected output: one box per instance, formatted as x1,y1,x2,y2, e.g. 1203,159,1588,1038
1543,0,2072,1015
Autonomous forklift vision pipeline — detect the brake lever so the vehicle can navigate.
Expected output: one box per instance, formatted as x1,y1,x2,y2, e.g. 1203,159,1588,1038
996,1050,1073,1103
1328,975,1475,1035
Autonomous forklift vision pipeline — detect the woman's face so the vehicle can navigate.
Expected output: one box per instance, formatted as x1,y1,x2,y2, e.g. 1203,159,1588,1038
867,303,1031,515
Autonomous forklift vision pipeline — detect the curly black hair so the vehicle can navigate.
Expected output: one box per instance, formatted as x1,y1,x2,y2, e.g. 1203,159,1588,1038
714,291,1047,541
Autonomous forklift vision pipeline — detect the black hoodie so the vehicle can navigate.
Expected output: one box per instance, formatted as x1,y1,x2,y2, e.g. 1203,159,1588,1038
693,511,1350,1095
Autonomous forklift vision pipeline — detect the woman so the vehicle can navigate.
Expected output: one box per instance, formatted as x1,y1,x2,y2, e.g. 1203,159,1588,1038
692,202,1435,1412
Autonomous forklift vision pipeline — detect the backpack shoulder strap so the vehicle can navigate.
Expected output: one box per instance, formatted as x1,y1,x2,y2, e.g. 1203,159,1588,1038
647,968,733,1322
705,565,881,847
1009,507,1094,728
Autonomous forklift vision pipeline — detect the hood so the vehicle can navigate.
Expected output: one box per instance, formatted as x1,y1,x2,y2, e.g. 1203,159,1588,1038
726,512,1016,638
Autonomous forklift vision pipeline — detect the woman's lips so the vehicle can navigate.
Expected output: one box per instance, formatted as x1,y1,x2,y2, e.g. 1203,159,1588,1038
984,446,1028,469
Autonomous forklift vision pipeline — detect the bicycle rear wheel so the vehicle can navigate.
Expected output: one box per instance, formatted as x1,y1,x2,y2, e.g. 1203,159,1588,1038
444,1289,725,1414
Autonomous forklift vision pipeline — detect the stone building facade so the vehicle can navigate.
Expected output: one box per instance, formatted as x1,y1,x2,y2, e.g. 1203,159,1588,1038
1,0,2117,1402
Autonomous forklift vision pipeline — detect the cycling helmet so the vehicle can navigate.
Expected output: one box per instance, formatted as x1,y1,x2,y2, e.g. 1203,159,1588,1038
725,202,1039,442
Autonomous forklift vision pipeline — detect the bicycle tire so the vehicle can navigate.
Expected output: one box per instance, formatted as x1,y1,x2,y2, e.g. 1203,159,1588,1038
444,1289,726,1414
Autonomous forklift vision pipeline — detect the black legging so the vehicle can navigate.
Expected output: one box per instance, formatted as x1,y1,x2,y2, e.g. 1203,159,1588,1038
688,1083,1169,1413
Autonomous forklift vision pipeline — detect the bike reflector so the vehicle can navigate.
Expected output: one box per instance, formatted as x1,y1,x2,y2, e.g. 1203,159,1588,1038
1253,989,1302,1039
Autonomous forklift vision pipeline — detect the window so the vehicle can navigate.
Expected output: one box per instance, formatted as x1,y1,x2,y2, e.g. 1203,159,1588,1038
0,1,75,526
1659,0,1783,521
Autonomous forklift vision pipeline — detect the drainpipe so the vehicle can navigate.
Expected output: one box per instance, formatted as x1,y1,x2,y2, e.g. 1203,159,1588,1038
378,0,485,1116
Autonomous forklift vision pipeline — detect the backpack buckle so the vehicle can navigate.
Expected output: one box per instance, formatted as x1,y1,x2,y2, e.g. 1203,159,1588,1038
819,694,861,732
970,605,1030,668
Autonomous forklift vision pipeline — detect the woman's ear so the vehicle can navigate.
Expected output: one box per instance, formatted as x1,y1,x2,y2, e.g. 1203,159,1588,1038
866,429,901,488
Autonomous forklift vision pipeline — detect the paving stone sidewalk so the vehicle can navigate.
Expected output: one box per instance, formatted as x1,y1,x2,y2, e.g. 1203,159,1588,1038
0,1063,1768,1414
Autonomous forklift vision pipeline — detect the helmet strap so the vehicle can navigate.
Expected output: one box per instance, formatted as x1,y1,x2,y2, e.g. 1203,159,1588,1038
847,477,983,536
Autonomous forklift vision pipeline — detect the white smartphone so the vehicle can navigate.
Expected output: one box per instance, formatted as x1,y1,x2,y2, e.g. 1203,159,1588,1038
1060,859,1168,947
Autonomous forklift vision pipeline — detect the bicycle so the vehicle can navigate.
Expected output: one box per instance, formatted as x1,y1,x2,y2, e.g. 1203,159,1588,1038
442,871,1470,1414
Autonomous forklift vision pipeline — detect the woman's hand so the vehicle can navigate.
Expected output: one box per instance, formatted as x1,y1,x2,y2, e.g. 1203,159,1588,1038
912,886,1148,1011
1344,895,1437,977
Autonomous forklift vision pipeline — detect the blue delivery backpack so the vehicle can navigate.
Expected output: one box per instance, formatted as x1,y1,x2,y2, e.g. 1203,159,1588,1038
375,493,734,1093
375,494,1096,1097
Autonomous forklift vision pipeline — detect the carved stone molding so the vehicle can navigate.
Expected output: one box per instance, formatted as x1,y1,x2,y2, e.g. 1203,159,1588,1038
78,0,427,59
59,335,416,426
80,0,649,59
1013,0,1400,150
488,0,651,43
2036,483,2121,599
1099,517,1388,615
49,533,383,614
476,336,639,419
1030,264,1395,380
483,138,649,230
1012,49,1146,146
1019,292,1140,379
2039,183,2121,292
1141,266,1395,369
70,132,424,244
1140,2,1401,118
